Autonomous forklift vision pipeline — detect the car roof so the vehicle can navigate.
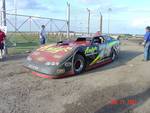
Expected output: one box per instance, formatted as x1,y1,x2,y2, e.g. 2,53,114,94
77,36,92,41
77,34,110,40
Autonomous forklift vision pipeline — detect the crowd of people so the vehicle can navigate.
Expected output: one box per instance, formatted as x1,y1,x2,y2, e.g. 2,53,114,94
0,25,150,61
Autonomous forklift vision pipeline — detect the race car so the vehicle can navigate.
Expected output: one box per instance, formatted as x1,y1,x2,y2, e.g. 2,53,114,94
24,35,120,78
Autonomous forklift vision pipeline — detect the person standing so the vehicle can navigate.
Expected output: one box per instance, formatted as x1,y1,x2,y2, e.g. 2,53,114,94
0,28,6,60
144,26,150,61
0,29,6,59
39,25,47,45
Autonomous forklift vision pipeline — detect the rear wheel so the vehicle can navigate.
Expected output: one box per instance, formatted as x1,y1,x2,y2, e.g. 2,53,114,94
73,54,85,75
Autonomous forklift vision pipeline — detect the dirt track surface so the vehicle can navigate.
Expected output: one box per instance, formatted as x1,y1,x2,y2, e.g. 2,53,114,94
0,39,150,113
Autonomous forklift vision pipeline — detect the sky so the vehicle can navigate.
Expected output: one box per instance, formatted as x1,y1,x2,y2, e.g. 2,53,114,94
2,0,150,34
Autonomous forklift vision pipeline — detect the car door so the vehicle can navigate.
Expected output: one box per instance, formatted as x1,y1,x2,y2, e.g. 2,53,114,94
92,36,106,59
103,35,113,57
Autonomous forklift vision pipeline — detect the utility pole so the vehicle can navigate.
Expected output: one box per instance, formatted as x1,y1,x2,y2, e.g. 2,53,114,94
108,8,112,35
2,0,6,26
98,9,103,34
14,0,17,32
67,2,70,39
50,19,52,32
0,2,2,26
87,8,90,35
29,16,31,32
0,12,2,26
100,14,103,34
2,0,8,55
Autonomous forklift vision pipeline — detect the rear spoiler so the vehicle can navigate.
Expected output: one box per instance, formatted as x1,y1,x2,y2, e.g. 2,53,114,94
57,41,69,46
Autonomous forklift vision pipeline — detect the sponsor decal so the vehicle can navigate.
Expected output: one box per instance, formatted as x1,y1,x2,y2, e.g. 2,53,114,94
53,55,63,59
65,62,72,67
36,57,45,62
45,62,59,66
85,47,98,55
37,45,72,53
56,69,65,74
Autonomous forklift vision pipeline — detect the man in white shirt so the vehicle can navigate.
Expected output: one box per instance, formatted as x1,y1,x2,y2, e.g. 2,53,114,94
40,25,47,45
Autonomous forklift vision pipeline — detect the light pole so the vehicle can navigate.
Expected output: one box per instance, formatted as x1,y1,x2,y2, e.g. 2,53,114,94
67,2,70,39
2,0,8,55
98,9,103,34
2,0,6,26
87,8,90,35
108,8,112,35
79,22,82,32
0,2,2,26
14,0,17,32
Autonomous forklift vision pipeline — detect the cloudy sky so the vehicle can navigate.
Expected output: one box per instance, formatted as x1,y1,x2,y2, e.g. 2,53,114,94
4,0,150,34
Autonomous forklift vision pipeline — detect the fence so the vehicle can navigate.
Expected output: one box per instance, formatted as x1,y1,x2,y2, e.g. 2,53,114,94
70,7,102,34
0,4,106,55
0,12,70,55
1,12,101,55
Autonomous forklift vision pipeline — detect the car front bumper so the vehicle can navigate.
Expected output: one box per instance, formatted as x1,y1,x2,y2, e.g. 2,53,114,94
24,60,74,78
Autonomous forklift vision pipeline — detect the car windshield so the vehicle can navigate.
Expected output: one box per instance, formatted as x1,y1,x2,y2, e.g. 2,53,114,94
76,37,92,42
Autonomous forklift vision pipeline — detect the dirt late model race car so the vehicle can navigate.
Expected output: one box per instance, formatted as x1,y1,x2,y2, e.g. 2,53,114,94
24,35,120,78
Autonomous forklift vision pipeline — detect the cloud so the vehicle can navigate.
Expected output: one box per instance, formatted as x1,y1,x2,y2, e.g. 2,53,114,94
131,17,150,28
75,0,128,14
18,0,48,10
76,0,112,9
6,0,49,11
80,0,98,4
128,8,150,13
79,0,111,4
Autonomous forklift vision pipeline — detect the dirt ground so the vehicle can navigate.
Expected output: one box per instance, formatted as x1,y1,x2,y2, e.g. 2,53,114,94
0,39,150,113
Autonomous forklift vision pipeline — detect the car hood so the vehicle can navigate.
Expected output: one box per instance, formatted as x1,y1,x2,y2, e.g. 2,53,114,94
29,44,75,63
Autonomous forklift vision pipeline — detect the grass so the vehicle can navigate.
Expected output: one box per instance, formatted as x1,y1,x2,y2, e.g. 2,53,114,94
6,32,68,55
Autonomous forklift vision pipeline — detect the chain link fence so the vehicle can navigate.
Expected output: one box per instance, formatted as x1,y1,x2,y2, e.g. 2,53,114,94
0,5,106,55
0,12,70,55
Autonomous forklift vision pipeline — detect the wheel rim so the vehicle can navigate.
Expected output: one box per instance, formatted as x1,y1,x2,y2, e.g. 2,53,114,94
112,52,116,60
74,59,84,72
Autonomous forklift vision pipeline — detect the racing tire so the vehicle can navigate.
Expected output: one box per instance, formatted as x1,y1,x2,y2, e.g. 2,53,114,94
73,54,85,75
110,48,117,61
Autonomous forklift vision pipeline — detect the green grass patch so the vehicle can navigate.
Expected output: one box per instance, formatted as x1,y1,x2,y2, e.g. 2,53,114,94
6,32,67,55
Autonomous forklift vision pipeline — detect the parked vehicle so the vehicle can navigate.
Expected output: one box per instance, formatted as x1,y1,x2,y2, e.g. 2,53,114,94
24,35,120,78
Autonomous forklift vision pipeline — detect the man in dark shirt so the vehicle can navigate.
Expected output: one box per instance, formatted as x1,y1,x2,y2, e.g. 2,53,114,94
0,28,6,59
144,26,150,61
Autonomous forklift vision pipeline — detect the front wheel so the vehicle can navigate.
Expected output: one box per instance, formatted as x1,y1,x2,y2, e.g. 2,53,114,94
110,48,117,61
73,54,85,75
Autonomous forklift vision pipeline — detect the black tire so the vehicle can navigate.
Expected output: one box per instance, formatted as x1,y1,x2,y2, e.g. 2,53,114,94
73,54,85,75
110,48,117,61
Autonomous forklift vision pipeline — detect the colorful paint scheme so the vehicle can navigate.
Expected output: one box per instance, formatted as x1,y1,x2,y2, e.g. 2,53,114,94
37,45,73,53
24,35,120,78
85,47,98,55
